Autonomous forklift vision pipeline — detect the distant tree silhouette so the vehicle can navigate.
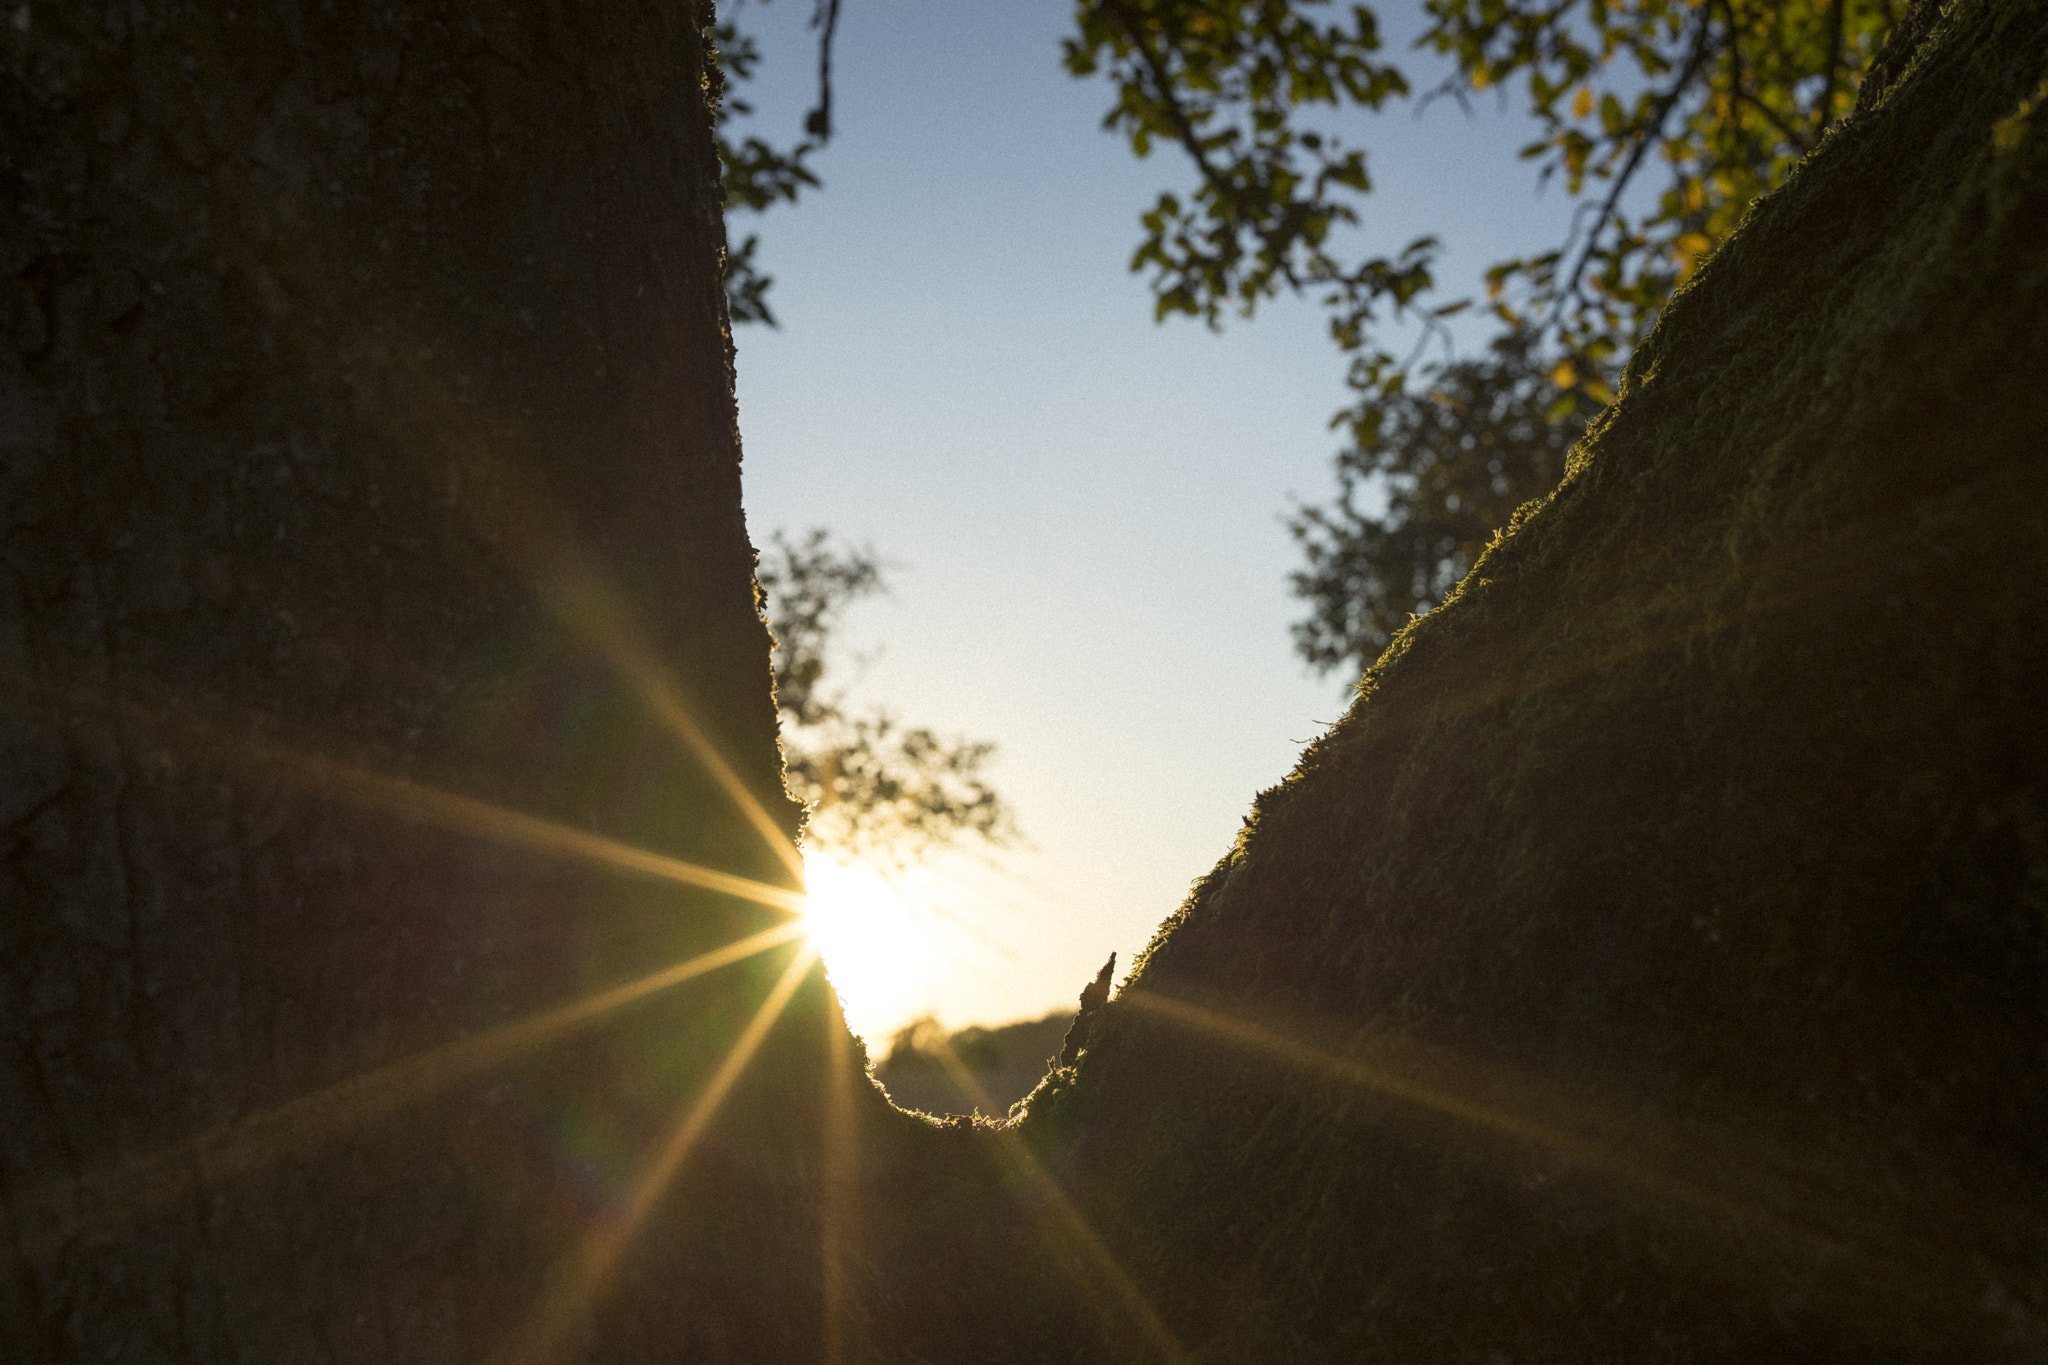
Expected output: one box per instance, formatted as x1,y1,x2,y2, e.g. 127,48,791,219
757,529,1015,865
1063,0,1906,673
1289,330,1592,676
708,0,1909,677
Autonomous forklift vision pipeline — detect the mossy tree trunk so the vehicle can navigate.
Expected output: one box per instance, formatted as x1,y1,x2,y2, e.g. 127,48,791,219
1002,1,2048,1359
0,5,849,1362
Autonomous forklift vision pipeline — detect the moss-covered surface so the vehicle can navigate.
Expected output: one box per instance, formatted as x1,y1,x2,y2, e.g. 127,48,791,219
942,0,2048,1357
0,6,855,1361
15,0,2040,1356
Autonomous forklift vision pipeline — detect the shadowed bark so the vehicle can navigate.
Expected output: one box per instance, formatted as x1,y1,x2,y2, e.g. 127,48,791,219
0,5,868,1361
1002,0,2048,1358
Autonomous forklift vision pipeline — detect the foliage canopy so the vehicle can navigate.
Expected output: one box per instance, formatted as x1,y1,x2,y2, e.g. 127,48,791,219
1065,0,1903,674
757,530,1015,867
1287,328,1592,672
709,0,1906,679
1067,0,1900,388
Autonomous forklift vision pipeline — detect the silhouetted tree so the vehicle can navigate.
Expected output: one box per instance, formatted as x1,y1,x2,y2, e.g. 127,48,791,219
1060,0,1903,672
1288,330,1593,675
757,529,1015,866
711,0,1912,677
710,0,844,324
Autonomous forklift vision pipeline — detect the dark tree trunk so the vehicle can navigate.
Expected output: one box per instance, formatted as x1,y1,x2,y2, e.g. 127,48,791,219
981,1,2048,1360
0,5,851,1361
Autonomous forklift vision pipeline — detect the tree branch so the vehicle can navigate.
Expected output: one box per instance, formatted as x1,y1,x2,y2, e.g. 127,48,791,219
804,0,843,141
1717,0,1810,153
1737,86,1810,148
1553,3,1719,321
1101,0,1307,291
1813,0,1848,135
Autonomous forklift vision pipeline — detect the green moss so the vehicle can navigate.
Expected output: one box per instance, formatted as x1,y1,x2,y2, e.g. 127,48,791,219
974,0,2048,1357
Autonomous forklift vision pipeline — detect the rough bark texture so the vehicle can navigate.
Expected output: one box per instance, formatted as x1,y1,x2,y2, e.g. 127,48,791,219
0,5,864,1362
10,0,2048,1362
993,0,2048,1358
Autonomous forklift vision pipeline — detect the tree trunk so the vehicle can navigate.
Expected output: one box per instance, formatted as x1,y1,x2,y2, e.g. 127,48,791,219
1,5,847,1361
1005,0,2048,1359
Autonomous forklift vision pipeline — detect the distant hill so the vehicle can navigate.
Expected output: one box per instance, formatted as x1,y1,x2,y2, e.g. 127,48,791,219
871,1012,1072,1117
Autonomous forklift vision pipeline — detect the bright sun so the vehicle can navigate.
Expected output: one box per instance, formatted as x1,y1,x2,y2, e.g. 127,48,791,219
800,852,943,1046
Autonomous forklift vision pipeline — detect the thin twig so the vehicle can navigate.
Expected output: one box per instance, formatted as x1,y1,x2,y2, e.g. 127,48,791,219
1813,0,1848,135
1548,194,1615,301
804,0,843,141
1551,3,1719,326
1716,0,1809,152
1102,0,1307,291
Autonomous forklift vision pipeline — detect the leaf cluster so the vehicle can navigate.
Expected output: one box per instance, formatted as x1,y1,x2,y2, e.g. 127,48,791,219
1076,0,1897,382
1289,330,1593,675
705,3,836,325
1065,0,1443,363
1065,0,1901,677
1434,0,1898,363
757,530,1017,867
785,716,1013,869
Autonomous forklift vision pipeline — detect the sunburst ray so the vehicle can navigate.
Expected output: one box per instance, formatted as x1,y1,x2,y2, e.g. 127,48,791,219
820,1007,860,1365
3,674,805,915
1123,987,1988,1329
927,1043,1189,1365
388,399,808,885
14,923,806,1257
497,943,819,1365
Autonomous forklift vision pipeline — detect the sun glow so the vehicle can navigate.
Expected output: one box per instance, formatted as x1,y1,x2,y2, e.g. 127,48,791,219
801,853,945,1045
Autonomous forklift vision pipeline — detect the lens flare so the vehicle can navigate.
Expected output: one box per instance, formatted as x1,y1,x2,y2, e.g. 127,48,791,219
800,853,944,1044
496,942,819,1365
0,673,806,917
820,1006,859,1365
16,923,806,1258
1122,988,1989,1330
927,1042,1189,1365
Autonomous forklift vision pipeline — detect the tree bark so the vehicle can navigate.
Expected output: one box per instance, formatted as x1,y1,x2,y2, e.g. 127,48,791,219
1,5,841,1361
1012,0,2048,1358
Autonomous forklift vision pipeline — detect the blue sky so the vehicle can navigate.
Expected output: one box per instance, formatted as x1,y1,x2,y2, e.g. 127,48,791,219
725,0,1579,1043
